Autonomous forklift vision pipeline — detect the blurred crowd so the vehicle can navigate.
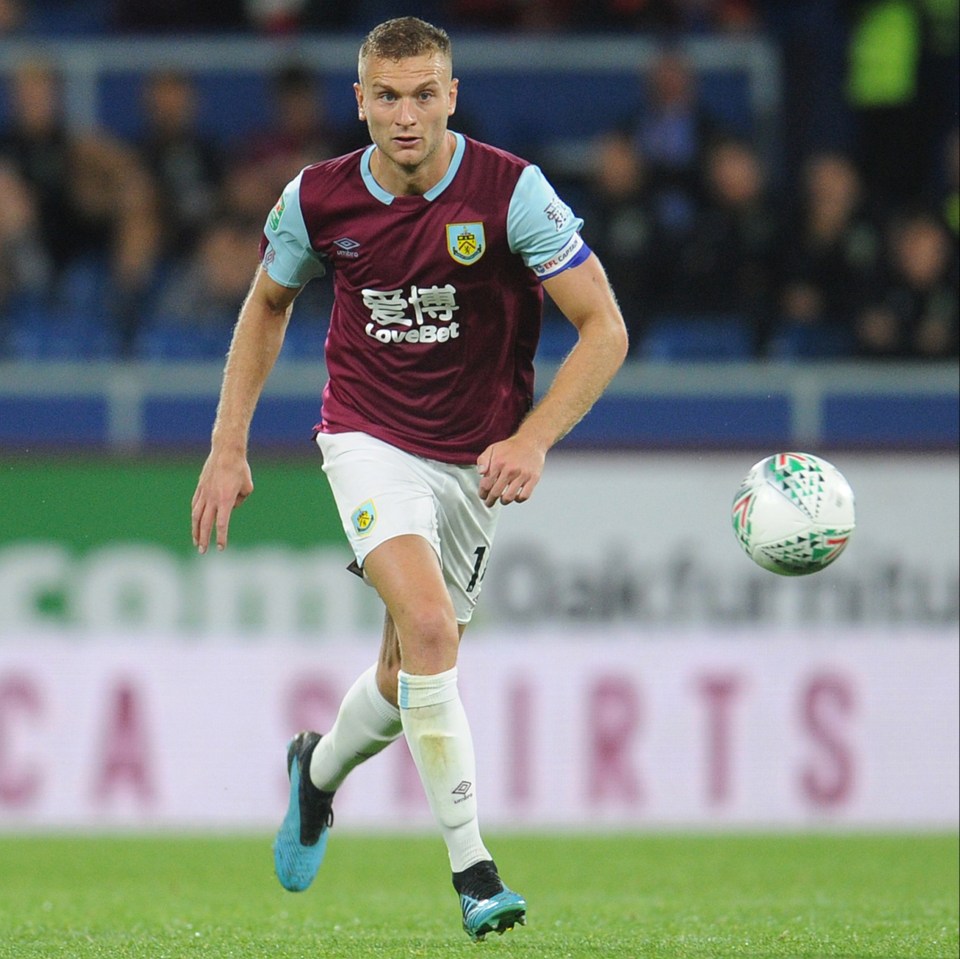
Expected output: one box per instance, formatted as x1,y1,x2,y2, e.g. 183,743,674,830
0,0,765,37
0,0,957,362
576,44,959,360
0,60,353,359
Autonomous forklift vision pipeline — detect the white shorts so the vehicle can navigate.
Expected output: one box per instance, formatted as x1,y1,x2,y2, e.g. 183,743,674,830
315,431,501,624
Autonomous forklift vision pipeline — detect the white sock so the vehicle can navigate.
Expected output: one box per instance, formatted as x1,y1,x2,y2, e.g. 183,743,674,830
398,667,491,873
309,664,403,792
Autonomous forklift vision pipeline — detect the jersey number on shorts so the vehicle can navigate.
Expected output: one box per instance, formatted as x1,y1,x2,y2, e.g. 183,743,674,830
466,546,488,593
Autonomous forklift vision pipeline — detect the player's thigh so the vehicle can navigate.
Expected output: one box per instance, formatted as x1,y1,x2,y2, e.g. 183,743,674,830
363,533,458,640
317,431,442,567
365,535,459,674
318,430,498,627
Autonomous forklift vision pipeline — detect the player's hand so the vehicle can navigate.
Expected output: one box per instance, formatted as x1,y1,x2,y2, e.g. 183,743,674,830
191,451,254,553
476,435,546,507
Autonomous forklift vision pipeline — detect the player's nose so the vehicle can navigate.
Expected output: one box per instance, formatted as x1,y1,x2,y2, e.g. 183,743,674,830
397,98,417,125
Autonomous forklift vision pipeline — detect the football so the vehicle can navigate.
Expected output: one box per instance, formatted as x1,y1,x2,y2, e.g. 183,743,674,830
731,451,856,576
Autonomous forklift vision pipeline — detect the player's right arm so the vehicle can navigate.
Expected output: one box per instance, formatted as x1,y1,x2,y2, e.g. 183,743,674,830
191,268,299,554
193,170,326,553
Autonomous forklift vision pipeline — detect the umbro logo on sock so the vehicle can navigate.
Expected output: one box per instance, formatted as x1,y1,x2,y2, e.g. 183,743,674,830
451,780,473,797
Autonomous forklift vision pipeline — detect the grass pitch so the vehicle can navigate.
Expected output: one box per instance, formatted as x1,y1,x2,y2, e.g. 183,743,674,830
0,833,955,958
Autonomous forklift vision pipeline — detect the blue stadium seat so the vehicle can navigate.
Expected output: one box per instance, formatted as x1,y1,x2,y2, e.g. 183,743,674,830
766,322,856,360
537,318,578,361
55,258,112,315
640,314,754,361
22,0,109,36
6,262,120,359
7,305,119,360
280,321,329,361
134,323,230,361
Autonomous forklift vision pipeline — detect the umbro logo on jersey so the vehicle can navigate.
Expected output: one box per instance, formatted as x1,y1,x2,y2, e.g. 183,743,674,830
334,236,361,259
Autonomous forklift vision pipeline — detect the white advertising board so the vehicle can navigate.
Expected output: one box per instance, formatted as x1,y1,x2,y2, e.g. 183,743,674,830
477,452,959,631
2,453,955,638
1,631,956,831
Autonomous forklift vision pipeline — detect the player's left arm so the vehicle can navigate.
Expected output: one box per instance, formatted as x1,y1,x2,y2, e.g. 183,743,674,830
477,253,628,507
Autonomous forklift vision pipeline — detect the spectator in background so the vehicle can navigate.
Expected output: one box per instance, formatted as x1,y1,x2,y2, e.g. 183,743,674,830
151,218,259,333
758,1,855,199
772,151,883,357
138,71,224,259
109,0,245,32
939,126,959,238
854,209,959,359
843,0,957,208
0,60,74,262
244,0,309,33
0,0,23,34
658,136,779,351
580,134,664,348
621,49,720,237
215,65,361,262
586,0,756,33
669,0,757,33
301,1,442,32
844,0,927,208
149,208,331,361
452,0,576,30
916,0,959,196
62,132,162,354
217,158,281,229
0,60,162,354
141,208,337,361
241,64,357,201
0,161,52,349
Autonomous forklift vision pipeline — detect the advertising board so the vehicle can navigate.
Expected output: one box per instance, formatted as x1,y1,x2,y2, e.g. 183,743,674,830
1,453,956,636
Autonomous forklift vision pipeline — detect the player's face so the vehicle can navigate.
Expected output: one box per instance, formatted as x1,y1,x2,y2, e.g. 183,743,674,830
355,52,458,193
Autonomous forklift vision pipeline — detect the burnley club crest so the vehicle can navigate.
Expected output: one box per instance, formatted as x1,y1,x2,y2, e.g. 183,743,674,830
446,222,485,265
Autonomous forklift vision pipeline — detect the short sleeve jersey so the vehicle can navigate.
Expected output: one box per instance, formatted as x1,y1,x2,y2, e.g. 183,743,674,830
261,132,589,465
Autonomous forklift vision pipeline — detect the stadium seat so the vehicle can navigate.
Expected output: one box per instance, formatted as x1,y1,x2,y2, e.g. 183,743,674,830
280,321,329,361
21,0,109,36
766,322,857,360
640,314,754,361
134,323,230,361
537,317,579,360
56,258,111,313
7,301,119,360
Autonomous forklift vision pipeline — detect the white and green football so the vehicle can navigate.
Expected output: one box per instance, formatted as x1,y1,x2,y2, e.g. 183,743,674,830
731,452,856,576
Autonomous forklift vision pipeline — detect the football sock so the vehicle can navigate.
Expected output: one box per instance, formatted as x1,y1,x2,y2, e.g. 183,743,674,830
398,667,491,873
309,664,403,792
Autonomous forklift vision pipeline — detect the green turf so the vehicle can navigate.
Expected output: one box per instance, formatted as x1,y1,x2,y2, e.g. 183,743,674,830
0,833,955,958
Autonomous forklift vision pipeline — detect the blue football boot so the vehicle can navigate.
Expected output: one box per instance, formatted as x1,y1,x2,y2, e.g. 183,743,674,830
273,731,335,892
454,859,527,941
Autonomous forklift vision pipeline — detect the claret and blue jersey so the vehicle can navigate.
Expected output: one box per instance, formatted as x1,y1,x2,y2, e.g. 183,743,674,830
261,131,591,465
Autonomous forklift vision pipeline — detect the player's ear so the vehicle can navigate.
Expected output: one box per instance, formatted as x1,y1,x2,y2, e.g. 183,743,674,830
353,82,366,121
448,77,458,116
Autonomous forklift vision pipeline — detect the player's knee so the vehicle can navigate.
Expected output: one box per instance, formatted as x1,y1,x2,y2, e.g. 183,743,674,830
400,608,459,670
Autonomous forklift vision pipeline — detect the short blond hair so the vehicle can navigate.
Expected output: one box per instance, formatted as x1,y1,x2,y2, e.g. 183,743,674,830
358,17,452,79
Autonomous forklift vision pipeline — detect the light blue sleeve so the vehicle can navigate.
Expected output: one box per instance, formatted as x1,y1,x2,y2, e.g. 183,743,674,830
260,171,327,288
506,165,589,280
